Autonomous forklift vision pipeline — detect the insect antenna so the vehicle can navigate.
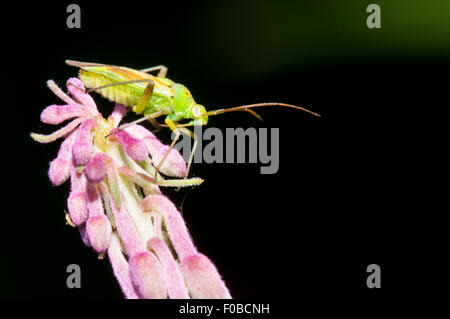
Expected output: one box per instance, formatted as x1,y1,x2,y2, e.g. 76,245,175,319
206,102,321,118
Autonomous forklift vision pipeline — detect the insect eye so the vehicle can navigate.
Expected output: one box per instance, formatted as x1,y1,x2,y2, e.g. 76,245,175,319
192,105,201,118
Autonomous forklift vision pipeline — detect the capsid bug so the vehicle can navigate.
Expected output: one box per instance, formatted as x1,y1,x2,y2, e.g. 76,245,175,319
66,60,320,180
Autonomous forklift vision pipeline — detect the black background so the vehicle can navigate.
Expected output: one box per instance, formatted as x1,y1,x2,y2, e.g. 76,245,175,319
1,0,447,310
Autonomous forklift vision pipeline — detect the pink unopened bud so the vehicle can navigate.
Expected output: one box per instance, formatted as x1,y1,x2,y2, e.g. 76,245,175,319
129,251,168,299
180,253,231,299
41,103,91,125
85,153,106,183
86,215,112,253
86,183,104,217
67,192,88,226
85,183,111,253
72,119,96,165
151,144,187,177
112,130,149,162
48,130,76,186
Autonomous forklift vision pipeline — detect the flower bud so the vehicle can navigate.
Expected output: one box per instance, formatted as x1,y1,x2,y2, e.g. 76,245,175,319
85,153,106,183
112,129,149,162
180,253,231,299
72,119,96,165
48,131,76,186
67,191,88,226
41,104,91,125
86,214,112,253
129,251,168,299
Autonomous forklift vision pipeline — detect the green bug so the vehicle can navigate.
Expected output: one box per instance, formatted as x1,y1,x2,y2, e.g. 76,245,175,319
66,60,320,179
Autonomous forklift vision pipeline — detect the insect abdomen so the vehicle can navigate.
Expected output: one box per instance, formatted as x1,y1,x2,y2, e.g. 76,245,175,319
79,70,142,107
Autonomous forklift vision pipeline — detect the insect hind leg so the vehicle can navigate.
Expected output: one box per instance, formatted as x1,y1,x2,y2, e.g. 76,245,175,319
87,78,154,114
139,65,168,78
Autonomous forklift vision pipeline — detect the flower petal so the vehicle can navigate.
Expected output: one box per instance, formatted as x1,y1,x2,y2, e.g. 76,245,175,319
108,233,139,299
118,166,161,195
140,194,197,261
67,78,99,113
47,80,77,105
110,104,129,127
30,117,85,143
147,237,189,299
100,183,144,257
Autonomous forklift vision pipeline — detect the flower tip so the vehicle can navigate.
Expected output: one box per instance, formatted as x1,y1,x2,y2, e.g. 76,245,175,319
67,77,86,92
30,132,48,143
49,158,71,186
129,251,168,299
85,154,106,183
67,192,88,226
154,146,187,178
181,254,231,299
128,140,149,162
86,215,112,253
72,142,92,165
113,130,149,162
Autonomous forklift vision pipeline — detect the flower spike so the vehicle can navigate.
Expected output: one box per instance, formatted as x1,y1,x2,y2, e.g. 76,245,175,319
31,77,230,299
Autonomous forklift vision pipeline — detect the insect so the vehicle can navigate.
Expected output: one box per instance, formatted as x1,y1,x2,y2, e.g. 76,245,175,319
66,60,320,180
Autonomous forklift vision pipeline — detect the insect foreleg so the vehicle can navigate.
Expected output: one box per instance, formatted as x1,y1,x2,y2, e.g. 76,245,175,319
177,127,197,179
139,65,168,78
154,118,182,182
111,110,164,135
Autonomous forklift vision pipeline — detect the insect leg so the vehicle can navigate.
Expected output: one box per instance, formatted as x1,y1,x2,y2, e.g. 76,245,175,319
177,127,197,179
87,78,157,124
153,118,184,181
139,65,168,78
148,118,163,133
111,110,164,135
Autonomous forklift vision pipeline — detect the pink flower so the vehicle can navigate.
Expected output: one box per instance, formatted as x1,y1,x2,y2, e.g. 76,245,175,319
31,78,230,299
